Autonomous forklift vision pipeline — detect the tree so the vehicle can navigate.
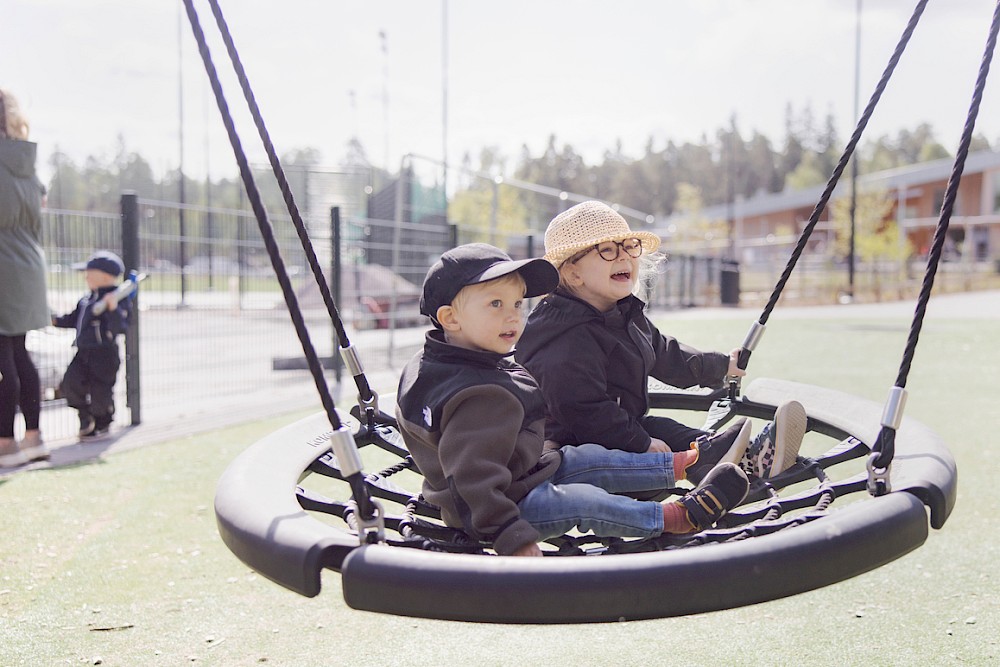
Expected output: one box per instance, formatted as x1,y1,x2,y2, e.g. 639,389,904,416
671,182,728,253
785,151,828,190
831,187,910,300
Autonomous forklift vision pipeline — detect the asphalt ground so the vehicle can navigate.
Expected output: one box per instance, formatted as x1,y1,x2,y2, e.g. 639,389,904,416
4,288,996,479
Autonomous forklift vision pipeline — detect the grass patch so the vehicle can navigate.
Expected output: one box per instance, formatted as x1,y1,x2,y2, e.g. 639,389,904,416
1,315,997,666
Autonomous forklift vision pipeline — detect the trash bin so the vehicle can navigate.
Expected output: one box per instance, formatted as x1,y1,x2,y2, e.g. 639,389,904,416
720,259,740,306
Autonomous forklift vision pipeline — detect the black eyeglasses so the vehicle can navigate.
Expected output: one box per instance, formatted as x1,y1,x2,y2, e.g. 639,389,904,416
572,238,643,263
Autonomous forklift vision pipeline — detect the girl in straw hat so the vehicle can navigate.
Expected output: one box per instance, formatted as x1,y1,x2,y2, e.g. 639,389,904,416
517,201,804,482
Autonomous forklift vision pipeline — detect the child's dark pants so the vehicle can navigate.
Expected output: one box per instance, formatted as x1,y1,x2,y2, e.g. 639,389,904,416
61,346,120,426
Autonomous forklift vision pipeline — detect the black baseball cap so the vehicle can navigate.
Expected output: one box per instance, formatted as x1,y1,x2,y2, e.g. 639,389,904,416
73,250,124,277
420,243,558,324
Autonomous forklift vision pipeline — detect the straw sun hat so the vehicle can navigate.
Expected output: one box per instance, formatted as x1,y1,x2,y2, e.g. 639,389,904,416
543,201,661,266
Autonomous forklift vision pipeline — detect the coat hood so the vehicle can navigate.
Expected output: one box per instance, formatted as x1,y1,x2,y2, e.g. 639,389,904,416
0,139,38,179
517,289,645,360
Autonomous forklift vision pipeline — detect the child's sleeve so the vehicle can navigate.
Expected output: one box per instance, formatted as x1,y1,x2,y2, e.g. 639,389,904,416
51,304,79,329
437,386,541,556
648,319,730,389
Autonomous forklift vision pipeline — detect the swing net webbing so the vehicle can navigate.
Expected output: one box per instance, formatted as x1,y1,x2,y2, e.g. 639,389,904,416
190,0,970,571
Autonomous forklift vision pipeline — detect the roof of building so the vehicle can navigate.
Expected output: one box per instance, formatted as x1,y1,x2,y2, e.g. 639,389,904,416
663,150,1000,224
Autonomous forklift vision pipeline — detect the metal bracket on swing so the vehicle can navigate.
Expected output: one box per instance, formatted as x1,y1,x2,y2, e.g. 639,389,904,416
340,344,380,425
867,386,907,496
329,425,386,544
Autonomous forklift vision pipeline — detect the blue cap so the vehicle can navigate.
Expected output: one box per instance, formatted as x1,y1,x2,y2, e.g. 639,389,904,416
78,250,124,277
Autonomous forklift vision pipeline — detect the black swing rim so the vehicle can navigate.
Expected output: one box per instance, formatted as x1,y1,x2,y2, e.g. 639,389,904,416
214,376,956,624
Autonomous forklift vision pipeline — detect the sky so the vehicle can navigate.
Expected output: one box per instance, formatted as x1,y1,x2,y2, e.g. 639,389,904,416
4,0,1000,185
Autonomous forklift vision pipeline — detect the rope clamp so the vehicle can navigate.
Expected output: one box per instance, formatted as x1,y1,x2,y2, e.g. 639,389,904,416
741,321,767,352
340,344,364,377
329,425,364,478
880,386,908,431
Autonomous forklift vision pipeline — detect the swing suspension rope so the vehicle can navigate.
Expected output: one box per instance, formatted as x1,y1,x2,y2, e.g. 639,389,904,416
182,0,384,534
733,0,1000,494
188,0,976,559
870,0,1000,479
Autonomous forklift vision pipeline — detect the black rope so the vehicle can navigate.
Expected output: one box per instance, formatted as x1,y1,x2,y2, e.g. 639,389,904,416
736,0,930,377
181,0,342,432
757,0,929,327
202,0,377,404
872,0,1000,471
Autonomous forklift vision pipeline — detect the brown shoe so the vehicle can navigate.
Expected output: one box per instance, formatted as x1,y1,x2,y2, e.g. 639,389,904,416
20,430,49,462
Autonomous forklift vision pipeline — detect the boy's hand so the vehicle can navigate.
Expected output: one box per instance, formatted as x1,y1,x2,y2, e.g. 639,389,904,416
102,294,119,312
511,542,543,557
727,348,746,378
647,438,671,454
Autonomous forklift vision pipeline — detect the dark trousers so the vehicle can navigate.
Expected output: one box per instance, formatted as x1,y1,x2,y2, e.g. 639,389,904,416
61,346,120,426
0,334,41,437
639,414,708,452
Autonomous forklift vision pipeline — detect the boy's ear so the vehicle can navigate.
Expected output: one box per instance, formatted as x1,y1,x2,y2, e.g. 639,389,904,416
435,305,461,331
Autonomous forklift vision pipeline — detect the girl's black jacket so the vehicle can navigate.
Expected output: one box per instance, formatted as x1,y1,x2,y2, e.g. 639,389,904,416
517,289,729,453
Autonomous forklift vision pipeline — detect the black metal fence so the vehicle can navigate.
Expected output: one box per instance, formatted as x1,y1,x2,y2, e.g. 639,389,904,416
35,190,994,446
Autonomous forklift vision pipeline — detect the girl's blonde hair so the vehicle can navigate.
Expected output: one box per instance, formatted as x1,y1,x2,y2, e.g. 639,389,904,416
0,88,30,140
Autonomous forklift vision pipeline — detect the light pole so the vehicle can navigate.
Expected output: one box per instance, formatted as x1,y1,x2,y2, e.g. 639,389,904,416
177,5,188,306
848,0,862,302
442,0,449,222
380,30,389,174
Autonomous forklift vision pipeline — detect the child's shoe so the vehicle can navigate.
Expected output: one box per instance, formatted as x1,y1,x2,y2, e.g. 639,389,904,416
685,418,751,485
79,414,96,438
0,437,27,468
19,431,49,462
741,400,807,478
677,462,749,531
90,416,112,438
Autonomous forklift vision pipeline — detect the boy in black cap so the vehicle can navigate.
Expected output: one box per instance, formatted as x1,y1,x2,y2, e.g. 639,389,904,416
52,251,132,437
395,243,749,557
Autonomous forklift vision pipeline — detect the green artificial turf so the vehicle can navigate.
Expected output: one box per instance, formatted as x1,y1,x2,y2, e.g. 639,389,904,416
1,314,996,666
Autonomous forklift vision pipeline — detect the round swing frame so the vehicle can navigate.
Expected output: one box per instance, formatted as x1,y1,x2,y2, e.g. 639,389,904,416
214,377,955,623
182,0,986,626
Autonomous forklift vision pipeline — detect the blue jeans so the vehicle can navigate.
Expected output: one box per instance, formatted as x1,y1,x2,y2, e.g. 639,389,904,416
517,444,676,540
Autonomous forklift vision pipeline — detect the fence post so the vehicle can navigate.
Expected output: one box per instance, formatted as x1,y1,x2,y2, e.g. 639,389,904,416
686,255,696,307
121,193,142,425
331,206,343,386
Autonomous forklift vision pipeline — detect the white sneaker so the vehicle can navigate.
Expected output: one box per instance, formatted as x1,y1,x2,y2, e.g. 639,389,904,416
741,400,807,478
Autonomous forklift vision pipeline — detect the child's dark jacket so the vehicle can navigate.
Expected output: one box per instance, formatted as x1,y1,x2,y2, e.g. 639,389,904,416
395,330,562,556
52,285,131,348
517,289,729,453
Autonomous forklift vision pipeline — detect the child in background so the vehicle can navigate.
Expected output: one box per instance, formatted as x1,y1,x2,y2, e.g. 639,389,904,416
52,251,132,438
395,243,749,557
518,201,806,482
